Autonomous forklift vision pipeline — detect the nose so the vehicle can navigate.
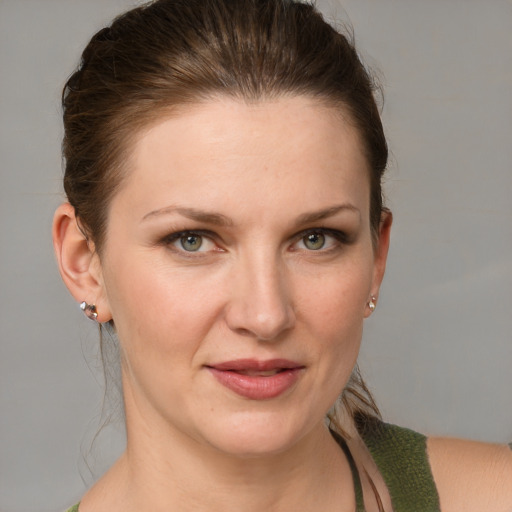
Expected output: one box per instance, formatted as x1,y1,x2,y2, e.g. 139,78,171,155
224,254,296,341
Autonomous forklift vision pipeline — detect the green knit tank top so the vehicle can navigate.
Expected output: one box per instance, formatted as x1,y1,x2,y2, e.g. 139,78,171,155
338,417,441,512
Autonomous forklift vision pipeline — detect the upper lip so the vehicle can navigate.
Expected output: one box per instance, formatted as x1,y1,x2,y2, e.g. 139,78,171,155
207,359,304,371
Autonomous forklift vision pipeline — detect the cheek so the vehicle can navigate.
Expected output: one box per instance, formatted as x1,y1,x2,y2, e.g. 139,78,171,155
297,260,372,333
103,259,228,421
103,256,224,360
295,258,372,385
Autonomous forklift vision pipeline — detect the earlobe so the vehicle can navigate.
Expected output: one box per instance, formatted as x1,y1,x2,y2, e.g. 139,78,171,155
365,210,393,318
52,203,112,322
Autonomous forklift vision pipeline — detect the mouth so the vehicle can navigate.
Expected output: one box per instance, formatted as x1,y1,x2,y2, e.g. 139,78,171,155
205,359,305,400
231,369,286,376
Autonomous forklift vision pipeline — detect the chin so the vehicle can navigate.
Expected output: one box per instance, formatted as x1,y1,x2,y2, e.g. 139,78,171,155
199,409,317,458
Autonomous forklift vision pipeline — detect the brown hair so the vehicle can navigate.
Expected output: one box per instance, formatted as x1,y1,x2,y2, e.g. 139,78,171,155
63,0,386,432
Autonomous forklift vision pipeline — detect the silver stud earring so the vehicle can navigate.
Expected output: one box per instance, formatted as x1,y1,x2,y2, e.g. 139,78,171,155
368,296,377,312
80,301,98,321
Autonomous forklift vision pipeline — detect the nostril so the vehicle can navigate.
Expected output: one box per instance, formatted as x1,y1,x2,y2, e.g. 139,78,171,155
233,327,254,338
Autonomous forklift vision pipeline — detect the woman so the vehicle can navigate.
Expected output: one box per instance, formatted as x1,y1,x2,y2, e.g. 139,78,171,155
52,0,512,511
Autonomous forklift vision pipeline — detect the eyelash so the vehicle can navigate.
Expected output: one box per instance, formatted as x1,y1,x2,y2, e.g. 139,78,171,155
160,229,219,254
159,228,350,257
293,228,350,252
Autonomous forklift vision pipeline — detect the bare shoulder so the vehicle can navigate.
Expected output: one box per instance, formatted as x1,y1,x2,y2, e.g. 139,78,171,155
427,436,512,512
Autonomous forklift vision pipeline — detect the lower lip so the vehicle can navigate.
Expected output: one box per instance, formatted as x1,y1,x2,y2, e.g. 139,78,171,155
207,367,303,400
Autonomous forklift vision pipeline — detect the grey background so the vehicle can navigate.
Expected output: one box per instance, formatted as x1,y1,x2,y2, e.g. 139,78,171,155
1,0,511,511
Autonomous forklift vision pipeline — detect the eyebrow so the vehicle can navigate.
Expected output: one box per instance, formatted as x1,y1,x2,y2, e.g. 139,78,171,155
293,204,361,227
142,206,234,226
141,203,359,227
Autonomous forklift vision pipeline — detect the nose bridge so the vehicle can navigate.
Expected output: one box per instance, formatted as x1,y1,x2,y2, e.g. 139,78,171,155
226,245,295,340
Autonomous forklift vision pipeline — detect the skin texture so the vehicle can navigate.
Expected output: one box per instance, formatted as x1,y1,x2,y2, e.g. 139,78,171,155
428,437,512,512
99,97,384,457
54,96,391,511
53,96,511,511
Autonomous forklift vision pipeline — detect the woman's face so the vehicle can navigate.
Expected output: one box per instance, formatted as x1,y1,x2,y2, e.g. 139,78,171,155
97,96,390,456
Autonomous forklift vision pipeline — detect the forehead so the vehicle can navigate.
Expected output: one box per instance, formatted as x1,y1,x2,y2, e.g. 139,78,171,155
114,96,371,222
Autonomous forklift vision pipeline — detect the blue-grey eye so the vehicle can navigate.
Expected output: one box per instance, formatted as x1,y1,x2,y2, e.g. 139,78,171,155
303,232,325,250
180,234,203,251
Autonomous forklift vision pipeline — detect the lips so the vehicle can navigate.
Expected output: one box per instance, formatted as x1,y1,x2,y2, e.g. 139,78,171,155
206,359,305,400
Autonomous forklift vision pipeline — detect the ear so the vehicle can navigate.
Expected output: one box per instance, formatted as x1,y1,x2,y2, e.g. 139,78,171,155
52,203,112,323
365,210,392,318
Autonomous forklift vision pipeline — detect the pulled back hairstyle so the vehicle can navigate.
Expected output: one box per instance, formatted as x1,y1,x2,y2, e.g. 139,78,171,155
62,0,387,433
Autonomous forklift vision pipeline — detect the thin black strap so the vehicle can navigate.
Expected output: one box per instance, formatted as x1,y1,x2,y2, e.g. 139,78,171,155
330,429,366,512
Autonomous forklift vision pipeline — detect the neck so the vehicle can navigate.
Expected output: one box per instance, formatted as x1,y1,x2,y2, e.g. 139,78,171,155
84,393,356,512
119,420,353,512
81,369,359,512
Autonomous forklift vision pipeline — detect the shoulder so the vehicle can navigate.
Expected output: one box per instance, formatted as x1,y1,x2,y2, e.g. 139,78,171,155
427,436,512,512
354,415,512,512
